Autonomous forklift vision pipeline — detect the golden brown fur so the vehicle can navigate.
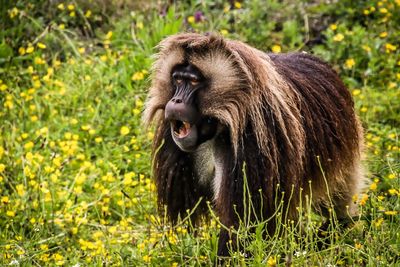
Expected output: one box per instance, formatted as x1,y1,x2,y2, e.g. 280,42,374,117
144,33,366,256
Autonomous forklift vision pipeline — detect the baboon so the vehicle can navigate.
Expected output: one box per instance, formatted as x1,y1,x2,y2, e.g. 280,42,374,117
144,33,366,256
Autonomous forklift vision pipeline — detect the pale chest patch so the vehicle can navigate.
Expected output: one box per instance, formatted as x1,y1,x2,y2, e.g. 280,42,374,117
193,141,223,199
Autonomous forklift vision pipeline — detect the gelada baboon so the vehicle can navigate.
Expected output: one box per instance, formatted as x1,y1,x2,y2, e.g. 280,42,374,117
143,33,366,256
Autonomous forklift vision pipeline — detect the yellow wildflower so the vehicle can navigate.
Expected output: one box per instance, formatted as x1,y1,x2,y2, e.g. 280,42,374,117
37,42,46,49
26,46,35,54
385,43,397,53
379,7,388,13
384,211,397,215
8,7,19,18
333,33,344,42
187,16,195,24
345,58,355,69
369,182,377,191
131,72,144,81
220,29,229,36
379,32,388,38
234,1,242,9
271,45,281,53
85,10,92,18
267,256,277,267
352,89,361,96
120,126,130,136
359,194,368,206
143,255,151,263
6,210,15,217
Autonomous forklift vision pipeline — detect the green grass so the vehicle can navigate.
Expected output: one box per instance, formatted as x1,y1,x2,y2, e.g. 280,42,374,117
0,0,399,266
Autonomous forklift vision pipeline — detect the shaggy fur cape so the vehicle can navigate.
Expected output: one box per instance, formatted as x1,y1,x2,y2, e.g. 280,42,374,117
144,33,365,247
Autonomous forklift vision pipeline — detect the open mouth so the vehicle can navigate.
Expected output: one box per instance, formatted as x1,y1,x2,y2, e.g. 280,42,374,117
171,120,192,138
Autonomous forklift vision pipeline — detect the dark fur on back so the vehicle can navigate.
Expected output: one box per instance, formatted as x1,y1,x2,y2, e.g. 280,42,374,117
144,33,366,255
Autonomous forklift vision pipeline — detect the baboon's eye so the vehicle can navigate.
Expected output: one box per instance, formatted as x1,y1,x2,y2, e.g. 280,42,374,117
190,79,199,86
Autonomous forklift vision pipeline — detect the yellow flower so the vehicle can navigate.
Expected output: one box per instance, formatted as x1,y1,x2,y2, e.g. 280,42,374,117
6,210,15,217
26,46,35,54
234,1,242,9
132,108,140,115
388,189,398,195
95,137,103,143
333,33,344,42
359,194,368,206
384,211,397,215
374,218,383,227
0,164,4,172
142,255,151,263
131,72,144,81
267,256,277,267
379,7,388,13
385,43,397,53
120,126,130,136
187,16,195,24
16,184,25,196
69,11,76,17
271,45,281,53
1,196,9,203
330,24,337,30
105,31,113,40
24,141,34,150
345,58,355,69
67,4,75,10
37,42,46,49
8,7,19,18
220,29,229,36
136,22,144,29
379,32,388,38
362,45,371,52
85,10,92,18
18,47,26,55
352,89,361,96
388,173,395,179
369,182,377,191
78,47,85,54
76,174,87,185
58,24,65,30
57,3,64,10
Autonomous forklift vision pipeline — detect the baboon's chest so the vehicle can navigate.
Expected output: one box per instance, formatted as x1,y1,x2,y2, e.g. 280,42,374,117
193,141,223,199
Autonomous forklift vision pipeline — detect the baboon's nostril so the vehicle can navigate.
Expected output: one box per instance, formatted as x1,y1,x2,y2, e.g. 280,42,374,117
172,98,182,104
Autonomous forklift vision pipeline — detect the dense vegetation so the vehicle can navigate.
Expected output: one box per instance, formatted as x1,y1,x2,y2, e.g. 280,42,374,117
0,0,399,265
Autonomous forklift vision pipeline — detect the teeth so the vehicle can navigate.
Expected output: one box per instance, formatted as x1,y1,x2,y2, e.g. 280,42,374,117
183,121,191,130
174,121,191,138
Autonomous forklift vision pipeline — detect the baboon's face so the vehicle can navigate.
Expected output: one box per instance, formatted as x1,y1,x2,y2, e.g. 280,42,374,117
164,63,218,152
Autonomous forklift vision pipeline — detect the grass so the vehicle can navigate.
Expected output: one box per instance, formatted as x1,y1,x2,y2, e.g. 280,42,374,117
0,0,399,266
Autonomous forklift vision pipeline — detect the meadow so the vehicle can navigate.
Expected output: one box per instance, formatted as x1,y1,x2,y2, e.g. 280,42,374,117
0,0,399,266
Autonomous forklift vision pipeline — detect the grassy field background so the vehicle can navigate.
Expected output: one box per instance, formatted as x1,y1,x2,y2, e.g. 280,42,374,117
0,0,399,266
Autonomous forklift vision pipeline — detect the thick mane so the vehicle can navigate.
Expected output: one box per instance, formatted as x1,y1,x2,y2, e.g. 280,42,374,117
145,33,306,180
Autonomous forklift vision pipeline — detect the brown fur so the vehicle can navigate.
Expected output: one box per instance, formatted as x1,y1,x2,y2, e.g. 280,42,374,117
144,33,366,255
